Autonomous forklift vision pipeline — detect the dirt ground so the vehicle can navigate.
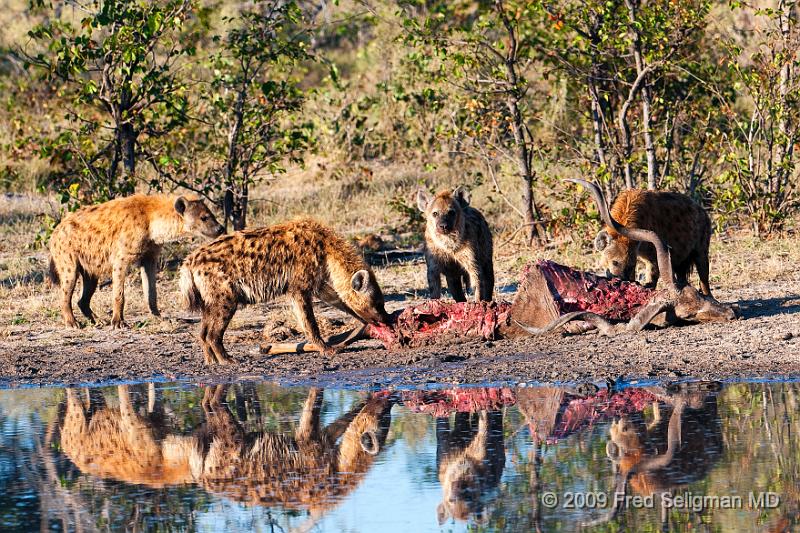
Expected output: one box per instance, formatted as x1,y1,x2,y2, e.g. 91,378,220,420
2,193,800,389
1,276,799,389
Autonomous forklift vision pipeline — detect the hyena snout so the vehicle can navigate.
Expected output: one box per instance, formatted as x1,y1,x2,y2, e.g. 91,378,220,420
601,252,635,280
176,197,225,238
435,209,460,234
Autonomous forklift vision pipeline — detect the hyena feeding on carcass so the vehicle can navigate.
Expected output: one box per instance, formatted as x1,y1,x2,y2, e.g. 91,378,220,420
592,188,713,296
417,187,494,302
180,218,390,364
198,385,394,513
48,194,224,328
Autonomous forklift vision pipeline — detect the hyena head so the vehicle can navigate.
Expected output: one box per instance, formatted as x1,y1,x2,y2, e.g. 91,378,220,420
417,187,469,240
438,459,485,524
175,196,225,238
605,416,646,475
594,229,637,280
339,395,394,473
345,269,390,325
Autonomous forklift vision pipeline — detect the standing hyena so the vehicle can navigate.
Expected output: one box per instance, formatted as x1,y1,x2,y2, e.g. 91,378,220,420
593,189,713,296
179,218,389,365
436,410,505,524
49,194,224,328
416,187,494,302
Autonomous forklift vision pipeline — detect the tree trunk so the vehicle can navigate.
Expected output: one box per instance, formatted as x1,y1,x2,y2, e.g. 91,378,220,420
225,88,247,230
108,127,122,198
120,122,136,179
619,108,635,189
641,84,657,189
507,94,545,246
496,0,546,245
625,0,657,189
775,0,796,200
233,181,248,231
589,83,608,170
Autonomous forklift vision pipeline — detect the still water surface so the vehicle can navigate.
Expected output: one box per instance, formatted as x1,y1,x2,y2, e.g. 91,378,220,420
0,380,797,532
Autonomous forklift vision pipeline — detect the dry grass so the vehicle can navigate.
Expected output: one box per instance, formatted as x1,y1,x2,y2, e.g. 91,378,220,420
2,187,798,334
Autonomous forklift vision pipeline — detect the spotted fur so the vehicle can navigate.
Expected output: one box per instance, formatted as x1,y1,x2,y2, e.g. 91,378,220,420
198,386,393,513
48,194,224,328
60,385,202,487
417,187,494,302
179,218,389,364
594,189,713,296
436,410,505,524
606,388,721,496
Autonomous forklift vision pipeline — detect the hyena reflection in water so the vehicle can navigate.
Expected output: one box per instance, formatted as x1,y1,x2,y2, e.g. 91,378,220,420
60,385,200,487
58,384,395,520
197,385,394,514
436,410,505,525
584,383,723,527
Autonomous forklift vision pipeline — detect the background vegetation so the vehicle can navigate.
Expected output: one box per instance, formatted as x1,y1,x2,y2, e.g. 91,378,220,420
0,0,799,246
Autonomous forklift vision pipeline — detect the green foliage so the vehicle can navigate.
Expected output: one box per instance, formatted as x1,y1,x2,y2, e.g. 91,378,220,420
711,2,800,233
172,0,315,230
25,0,199,205
2,0,799,237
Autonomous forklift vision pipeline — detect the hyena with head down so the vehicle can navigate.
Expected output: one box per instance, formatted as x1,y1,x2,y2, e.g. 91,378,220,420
179,218,389,365
48,194,224,329
593,189,713,296
416,187,494,302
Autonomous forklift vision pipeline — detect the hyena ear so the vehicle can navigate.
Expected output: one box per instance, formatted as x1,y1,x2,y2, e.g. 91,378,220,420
174,196,187,216
594,229,612,251
351,269,371,293
452,186,470,207
416,189,432,212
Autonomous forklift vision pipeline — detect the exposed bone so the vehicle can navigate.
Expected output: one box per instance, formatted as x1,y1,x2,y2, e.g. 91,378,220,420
261,325,369,355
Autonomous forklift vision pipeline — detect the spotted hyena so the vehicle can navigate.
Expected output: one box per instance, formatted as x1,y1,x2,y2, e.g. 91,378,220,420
48,194,224,328
593,189,713,296
198,386,394,511
59,384,394,508
416,187,494,302
436,410,505,524
179,218,389,364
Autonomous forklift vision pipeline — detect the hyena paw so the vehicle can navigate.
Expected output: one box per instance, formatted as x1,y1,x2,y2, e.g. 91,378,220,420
321,344,339,357
111,318,128,330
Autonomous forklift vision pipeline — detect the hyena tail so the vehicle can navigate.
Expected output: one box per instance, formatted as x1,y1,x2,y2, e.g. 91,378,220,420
179,265,204,312
47,256,60,286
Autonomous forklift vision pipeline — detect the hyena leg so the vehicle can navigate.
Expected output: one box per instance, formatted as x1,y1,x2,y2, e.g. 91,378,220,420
694,252,712,297
198,313,215,365
427,261,443,299
58,258,79,328
445,273,467,302
77,271,98,323
205,301,236,365
466,268,490,302
111,259,131,329
140,255,160,317
640,247,660,288
477,265,495,302
290,292,331,353
296,388,323,442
